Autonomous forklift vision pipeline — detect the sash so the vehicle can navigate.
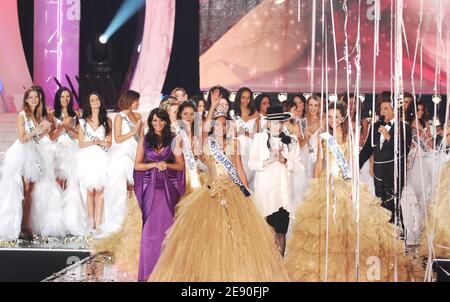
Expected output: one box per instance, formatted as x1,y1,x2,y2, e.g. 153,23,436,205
122,113,139,142
174,126,201,189
229,110,250,132
57,114,76,141
299,118,316,160
208,137,251,197
413,132,431,153
81,120,109,153
24,114,40,144
320,132,352,180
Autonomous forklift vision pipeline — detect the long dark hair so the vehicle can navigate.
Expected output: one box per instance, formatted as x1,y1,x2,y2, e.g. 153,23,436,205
82,92,111,136
54,87,77,120
233,87,255,117
328,102,349,143
407,99,429,128
291,94,306,117
177,101,197,134
146,108,173,150
254,93,273,113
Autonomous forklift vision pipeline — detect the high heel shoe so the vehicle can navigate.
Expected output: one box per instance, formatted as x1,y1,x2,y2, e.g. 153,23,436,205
19,225,33,240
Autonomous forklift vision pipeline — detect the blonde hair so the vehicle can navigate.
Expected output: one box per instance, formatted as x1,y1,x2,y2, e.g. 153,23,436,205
171,87,188,99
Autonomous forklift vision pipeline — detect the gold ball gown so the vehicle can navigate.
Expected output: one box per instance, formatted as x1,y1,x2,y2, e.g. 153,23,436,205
148,141,289,282
285,140,423,282
420,159,450,259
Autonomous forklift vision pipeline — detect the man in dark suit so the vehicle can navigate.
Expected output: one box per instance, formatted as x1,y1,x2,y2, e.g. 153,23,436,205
359,93,412,227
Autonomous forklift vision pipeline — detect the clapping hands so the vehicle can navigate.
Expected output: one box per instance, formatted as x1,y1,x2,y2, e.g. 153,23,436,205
38,120,52,135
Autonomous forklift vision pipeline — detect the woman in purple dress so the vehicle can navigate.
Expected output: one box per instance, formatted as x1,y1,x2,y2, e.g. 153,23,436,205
133,108,185,281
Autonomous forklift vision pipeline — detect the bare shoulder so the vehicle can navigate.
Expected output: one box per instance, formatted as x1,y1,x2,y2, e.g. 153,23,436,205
16,111,26,123
114,113,123,122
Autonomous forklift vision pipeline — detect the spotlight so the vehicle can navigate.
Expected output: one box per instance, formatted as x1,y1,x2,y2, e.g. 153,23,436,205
278,93,288,103
102,0,145,42
329,93,338,103
99,35,108,44
229,92,236,102
432,95,442,105
86,34,114,73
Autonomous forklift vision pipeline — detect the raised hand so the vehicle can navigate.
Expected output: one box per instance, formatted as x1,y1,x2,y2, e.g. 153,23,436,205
210,88,221,107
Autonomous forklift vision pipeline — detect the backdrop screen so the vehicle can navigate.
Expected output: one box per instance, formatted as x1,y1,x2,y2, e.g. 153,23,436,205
200,0,449,94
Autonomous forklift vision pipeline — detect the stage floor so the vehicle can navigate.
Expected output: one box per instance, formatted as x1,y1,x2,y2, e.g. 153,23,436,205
43,254,136,282
0,236,92,282
0,235,91,250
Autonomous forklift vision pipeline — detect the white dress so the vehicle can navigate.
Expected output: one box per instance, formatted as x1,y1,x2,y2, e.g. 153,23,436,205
53,114,79,181
0,112,65,241
63,119,110,236
401,129,434,245
75,119,110,190
294,127,320,209
249,130,303,218
101,112,140,236
237,117,257,191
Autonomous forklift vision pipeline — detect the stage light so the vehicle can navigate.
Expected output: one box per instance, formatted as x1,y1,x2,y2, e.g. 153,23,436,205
329,93,338,103
303,93,312,100
229,92,236,102
278,93,288,103
432,95,442,104
101,0,145,42
99,35,108,44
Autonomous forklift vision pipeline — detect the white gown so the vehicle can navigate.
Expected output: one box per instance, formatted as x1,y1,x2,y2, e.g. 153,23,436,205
237,117,257,191
0,112,65,241
53,114,79,181
249,130,303,218
294,128,320,209
101,112,139,236
401,129,434,245
63,119,110,236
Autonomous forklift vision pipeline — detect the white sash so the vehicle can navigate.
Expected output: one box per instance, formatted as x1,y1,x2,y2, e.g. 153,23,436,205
24,114,40,144
57,114,76,141
299,118,316,160
121,113,139,142
320,132,351,180
229,110,250,132
174,126,201,189
81,120,109,153
208,137,251,197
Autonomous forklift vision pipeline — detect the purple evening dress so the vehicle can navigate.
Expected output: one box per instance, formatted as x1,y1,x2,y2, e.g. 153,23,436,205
134,137,185,281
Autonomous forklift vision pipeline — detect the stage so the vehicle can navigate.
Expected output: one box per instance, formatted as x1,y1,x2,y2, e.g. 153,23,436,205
0,236,446,282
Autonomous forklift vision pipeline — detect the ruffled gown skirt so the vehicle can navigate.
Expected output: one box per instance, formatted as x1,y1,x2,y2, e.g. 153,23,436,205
420,160,450,259
285,176,422,282
149,177,290,282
